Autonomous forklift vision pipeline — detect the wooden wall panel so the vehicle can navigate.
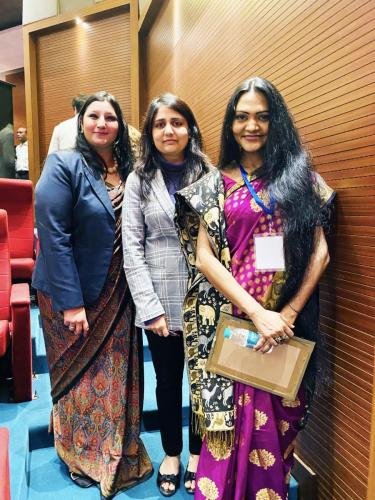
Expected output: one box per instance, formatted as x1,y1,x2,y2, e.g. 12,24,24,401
5,70,26,140
36,9,131,164
140,0,375,498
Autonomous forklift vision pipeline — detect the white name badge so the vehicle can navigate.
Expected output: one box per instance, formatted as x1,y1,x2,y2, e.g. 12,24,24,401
254,233,285,271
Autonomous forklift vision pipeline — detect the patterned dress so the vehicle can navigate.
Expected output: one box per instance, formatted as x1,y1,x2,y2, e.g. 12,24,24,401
38,182,153,498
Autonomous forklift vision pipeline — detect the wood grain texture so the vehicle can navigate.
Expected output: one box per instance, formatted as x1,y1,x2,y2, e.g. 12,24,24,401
140,0,375,498
37,10,131,164
5,71,26,141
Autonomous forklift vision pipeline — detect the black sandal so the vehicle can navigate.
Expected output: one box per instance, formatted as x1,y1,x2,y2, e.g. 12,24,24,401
69,471,96,488
157,468,181,497
184,469,196,495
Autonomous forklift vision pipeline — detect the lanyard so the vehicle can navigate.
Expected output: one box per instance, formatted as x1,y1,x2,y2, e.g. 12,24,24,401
239,163,275,215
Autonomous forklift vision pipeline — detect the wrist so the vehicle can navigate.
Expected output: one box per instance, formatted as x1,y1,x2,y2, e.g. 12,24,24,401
246,302,263,320
288,303,300,314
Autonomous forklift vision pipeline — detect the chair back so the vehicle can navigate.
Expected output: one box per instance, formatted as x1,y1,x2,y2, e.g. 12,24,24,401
0,209,11,320
0,179,34,259
0,179,35,279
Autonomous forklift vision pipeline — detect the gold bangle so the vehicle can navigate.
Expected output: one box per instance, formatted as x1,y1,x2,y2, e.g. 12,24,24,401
288,303,300,314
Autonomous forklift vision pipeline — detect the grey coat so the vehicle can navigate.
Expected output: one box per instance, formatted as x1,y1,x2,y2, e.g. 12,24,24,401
122,169,188,330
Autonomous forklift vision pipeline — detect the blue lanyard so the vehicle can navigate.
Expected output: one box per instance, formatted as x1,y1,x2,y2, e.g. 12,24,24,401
239,163,275,215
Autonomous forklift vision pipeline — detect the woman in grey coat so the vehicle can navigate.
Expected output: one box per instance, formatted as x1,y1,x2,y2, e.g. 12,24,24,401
122,93,210,497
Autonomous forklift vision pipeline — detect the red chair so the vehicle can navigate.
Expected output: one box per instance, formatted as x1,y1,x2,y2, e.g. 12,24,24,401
0,178,36,281
0,209,32,402
0,427,10,500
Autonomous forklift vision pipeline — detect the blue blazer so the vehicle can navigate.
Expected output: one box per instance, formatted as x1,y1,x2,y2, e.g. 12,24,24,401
32,150,115,312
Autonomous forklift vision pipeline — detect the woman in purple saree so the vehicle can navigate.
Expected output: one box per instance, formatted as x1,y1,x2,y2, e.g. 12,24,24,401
175,77,334,499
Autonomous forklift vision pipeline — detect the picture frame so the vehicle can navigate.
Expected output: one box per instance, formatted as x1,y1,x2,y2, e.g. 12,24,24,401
206,312,315,400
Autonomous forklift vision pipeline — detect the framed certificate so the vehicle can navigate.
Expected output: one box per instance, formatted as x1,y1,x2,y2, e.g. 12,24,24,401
206,312,315,400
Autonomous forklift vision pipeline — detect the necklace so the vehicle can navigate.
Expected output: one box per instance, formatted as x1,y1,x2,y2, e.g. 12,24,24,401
106,157,118,174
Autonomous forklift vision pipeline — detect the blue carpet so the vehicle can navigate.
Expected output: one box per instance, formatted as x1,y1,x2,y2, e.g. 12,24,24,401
0,304,299,499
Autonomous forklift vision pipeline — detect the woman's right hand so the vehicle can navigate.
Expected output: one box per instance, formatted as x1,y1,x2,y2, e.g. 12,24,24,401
249,307,294,353
63,307,89,337
148,315,169,337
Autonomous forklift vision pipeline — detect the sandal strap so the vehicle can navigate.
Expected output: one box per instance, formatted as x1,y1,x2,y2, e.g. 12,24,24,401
184,470,196,482
157,471,180,486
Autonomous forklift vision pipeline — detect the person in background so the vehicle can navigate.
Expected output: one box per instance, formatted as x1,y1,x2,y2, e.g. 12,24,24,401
33,91,152,500
48,93,141,159
0,121,15,178
47,94,87,154
15,127,29,179
175,77,335,500
122,93,211,497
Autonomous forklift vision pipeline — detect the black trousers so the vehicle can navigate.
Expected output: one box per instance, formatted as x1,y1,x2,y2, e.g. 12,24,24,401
145,330,201,457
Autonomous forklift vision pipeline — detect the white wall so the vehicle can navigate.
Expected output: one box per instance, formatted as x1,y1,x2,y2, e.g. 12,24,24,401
22,0,106,25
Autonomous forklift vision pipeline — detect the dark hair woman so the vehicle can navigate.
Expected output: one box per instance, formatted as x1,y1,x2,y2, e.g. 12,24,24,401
122,93,211,497
33,91,152,499
175,77,335,500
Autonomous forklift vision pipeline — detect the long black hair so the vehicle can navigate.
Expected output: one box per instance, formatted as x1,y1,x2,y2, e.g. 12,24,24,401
136,93,211,199
76,91,133,182
219,77,323,309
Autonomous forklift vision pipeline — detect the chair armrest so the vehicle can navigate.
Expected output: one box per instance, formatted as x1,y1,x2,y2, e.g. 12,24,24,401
10,283,32,402
10,283,31,307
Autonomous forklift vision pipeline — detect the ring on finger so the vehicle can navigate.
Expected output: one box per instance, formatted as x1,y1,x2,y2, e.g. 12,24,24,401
275,336,283,344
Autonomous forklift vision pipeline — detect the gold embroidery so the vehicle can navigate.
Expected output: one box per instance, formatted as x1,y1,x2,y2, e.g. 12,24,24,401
238,393,251,406
249,449,276,470
197,477,220,499
255,488,283,500
250,198,263,212
254,409,268,430
278,419,290,436
281,397,300,407
250,188,270,213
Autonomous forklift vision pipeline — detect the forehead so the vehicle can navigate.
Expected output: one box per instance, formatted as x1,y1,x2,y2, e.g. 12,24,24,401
85,100,116,114
153,105,186,121
236,90,269,111
17,128,26,133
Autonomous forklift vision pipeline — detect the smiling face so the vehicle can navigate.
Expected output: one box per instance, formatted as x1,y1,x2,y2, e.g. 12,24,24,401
82,100,119,152
151,106,189,163
232,90,270,164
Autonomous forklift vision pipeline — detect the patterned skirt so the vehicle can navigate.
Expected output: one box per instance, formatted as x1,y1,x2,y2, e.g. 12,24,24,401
38,249,153,497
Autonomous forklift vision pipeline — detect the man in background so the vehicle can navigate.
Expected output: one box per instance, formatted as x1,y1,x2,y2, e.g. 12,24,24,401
48,94,87,154
15,127,29,179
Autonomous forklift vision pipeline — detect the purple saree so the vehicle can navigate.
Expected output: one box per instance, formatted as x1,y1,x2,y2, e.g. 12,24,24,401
195,175,305,500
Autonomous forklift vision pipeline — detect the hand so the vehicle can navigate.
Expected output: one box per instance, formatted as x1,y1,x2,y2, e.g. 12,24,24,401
148,315,169,337
279,305,298,326
249,307,294,353
63,307,89,337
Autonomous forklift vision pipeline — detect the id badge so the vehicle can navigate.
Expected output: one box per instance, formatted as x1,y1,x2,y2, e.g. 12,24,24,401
254,233,285,271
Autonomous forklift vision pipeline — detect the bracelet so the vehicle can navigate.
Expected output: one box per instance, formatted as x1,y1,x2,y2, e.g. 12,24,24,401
288,303,300,314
